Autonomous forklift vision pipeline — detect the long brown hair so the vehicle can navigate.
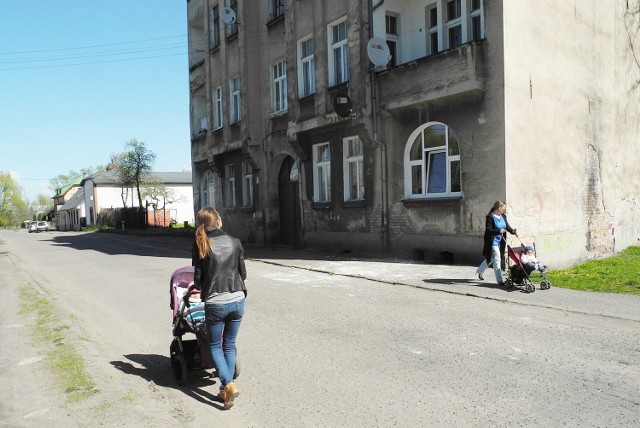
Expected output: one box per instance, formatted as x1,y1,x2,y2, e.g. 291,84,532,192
194,207,222,259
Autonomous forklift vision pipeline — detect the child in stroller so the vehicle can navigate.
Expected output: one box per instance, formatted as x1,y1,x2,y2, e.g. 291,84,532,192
169,266,240,385
521,245,547,273
505,242,552,293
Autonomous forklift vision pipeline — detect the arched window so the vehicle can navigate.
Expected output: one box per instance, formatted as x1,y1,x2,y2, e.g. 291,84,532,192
404,122,461,199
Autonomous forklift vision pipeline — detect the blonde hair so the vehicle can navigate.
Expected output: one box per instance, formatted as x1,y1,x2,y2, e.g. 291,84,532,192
194,207,222,259
491,200,507,213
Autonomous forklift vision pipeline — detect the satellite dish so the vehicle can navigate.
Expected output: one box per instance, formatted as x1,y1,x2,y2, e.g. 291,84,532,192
333,94,353,118
367,37,391,67
221,7,237,25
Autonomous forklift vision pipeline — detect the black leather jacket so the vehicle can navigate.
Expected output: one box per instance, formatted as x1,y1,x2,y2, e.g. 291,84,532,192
192,229,247,302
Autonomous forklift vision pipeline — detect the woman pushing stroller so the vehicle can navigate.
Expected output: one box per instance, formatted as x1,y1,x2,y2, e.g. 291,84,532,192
476,200,517,286
189,207,247,409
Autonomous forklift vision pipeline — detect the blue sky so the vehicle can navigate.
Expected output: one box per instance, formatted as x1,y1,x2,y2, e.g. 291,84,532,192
0,1,191,203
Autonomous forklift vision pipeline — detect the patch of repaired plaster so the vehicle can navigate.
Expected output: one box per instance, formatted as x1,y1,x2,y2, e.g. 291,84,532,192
584,145,614,254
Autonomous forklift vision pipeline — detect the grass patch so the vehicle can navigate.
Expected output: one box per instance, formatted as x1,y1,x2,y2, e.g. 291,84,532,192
539,246,640,295
18,286,98,403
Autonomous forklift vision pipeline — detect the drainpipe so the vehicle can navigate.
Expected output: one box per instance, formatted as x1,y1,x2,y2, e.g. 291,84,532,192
369,0,389,255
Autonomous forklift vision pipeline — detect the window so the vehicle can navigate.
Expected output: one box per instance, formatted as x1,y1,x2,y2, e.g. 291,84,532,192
446,0,461,21
201,171,219,208
242,162,253,207
225,0,239,38
343,136,364,201
268,0,285,22
428,2,439,55
469,0,483,41
209,5,220,49
445,0,462,48
225,164,236,208
271,59,287,113
328,18,348,86
213,86,222,130
404,122,461,199
297,36,315,98
229,76,241,124
385,13,400,67
312,142,331,203
426,0,483,55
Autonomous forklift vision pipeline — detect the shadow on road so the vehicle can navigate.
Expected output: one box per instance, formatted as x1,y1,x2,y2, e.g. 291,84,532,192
111,354,225,409
422,278,529,293
47,232,192,259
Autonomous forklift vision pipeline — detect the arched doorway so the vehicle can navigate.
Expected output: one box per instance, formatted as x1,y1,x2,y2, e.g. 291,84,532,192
278,156,300,246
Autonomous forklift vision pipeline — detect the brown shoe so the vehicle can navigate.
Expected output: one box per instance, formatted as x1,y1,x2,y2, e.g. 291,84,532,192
218,388,227,403
224,382,239,409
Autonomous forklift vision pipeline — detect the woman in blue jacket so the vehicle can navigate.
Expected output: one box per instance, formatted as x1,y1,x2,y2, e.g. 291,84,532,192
476,200,517,286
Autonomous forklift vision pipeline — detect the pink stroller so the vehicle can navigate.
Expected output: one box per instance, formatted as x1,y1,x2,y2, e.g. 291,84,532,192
169,266,240,385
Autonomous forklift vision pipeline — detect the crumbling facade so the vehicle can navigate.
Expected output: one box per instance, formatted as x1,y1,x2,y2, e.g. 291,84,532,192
187,0,640,267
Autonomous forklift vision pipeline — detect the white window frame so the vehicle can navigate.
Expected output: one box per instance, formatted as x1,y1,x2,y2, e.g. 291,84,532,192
425,0,483,55
327,17,348,86
468,0,484,41
426,3,440,55
229,76,241,124
241,161,253,207
213,86,223,130
225,164,236,208
312,142,331,203
385,12,400,67
271,59,287,114
297,35,315,98
403,122,461,199
201,170,219,209
343,136,364,201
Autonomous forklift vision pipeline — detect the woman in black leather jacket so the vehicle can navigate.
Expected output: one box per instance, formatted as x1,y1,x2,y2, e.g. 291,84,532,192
192,207,247,409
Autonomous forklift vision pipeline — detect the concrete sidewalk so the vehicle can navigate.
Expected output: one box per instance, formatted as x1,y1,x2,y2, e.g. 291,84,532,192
244,244,640,322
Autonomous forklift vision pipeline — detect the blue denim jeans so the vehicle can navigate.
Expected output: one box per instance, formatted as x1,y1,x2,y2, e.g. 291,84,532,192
476,245,505,283
205,299,244,388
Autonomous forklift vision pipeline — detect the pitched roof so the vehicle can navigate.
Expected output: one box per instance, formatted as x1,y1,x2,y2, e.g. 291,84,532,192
53,176,83,198
82,170,192,186
59,187,85,211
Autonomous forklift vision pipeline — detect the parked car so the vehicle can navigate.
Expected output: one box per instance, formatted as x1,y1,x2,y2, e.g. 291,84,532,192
28,222,37,233
35,221,49,232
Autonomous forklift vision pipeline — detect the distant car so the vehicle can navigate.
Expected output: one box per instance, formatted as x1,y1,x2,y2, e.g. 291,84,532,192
28,222,37,233
35,221,49,232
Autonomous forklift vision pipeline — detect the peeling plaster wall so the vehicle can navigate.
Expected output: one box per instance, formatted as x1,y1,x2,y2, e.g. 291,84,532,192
503,0,640,267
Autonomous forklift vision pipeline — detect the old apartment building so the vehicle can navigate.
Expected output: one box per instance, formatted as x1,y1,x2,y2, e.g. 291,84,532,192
186,0,640,267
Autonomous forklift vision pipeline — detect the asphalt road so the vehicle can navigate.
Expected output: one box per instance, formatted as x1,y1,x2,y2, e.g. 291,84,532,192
1,229,639,427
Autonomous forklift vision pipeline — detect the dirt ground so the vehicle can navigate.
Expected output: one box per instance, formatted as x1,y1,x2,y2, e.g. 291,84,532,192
0,252,216,428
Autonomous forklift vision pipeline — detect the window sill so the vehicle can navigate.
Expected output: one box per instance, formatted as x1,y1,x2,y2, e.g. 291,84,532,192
402,196,462,208
341,200,366,208
266,14,285,28
311,202,332,210
239,206,254,213
269,110,288,119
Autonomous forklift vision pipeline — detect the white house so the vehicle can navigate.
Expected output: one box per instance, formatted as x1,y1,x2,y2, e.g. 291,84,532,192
82,169,194,227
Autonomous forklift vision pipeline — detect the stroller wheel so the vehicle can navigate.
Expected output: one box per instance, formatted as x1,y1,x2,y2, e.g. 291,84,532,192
525,283,534,293
172,354,188,385
540,281,551,290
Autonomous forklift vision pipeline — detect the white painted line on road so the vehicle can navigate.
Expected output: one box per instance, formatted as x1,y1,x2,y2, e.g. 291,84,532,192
23,408,50,419
17,356,43,366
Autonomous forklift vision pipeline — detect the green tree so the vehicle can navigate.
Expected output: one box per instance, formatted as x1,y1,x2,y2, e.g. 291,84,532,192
0,172,28,227
49,166,104,192
114,139,156,210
